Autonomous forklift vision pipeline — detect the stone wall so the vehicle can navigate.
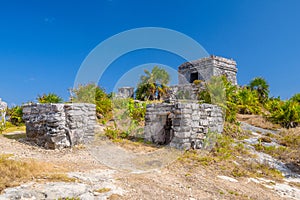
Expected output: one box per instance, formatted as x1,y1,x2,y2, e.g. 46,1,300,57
22,103,97,149
144,101,223,150
178,55,238,85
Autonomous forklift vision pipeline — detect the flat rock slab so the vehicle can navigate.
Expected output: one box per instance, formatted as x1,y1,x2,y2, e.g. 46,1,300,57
0,169,124,200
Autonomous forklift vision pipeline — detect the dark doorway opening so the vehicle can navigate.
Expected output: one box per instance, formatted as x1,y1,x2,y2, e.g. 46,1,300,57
190,72,198,83
163,115,173,144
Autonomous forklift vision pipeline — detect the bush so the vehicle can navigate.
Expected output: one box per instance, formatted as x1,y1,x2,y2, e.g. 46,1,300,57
7,106,24,126
198,76,238,122
127,99,147,123
236,88,261,114
70,84,112,120
290,93,300,103
37,93,63,103
268,100,300,128
104,127,129,140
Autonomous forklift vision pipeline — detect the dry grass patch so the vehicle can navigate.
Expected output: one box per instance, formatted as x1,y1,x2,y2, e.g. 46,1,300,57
223,122,252,140
253,127,299,172
1,126,26,134
0,154,72,192
237,114,280,130
288,181,300,189
95,187,111,193
178,128,283,181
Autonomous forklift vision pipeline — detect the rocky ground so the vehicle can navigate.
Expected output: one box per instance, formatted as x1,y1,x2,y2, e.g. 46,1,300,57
0,122,299,200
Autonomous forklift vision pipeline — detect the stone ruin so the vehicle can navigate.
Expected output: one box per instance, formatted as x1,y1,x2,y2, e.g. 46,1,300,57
22,103,97,149
21,55,236,150
144,102,223,149
116,87,134,99
178,55,237,85
143,55,238,149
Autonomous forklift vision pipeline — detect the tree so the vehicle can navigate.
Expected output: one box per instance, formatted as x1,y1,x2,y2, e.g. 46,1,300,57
70,83,112,119
37,93,63,103
249,77,270,103
136,66,170,101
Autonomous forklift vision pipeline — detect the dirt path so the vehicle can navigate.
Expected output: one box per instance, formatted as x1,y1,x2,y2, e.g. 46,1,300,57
0,131,297,200
88,137,182,172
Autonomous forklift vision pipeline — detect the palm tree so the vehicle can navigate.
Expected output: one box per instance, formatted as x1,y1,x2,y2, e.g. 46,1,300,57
249,77,269,103
136,66,170,101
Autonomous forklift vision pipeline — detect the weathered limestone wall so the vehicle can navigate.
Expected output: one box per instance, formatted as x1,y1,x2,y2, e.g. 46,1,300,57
144,102,223,150
22,103,97,149
178,55,238,85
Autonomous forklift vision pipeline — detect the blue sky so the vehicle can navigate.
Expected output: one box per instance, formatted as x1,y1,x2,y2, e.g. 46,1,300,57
0,0,299,105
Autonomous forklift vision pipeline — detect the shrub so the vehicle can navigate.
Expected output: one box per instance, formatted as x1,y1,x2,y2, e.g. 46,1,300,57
127,99,147,123
70,84,112,120
264,97,282,113
236,88,261,114
104,127,129,140
37,93,63,103
198,75,238,122
268,100,300,128
7,106,24,126
290,93,300,103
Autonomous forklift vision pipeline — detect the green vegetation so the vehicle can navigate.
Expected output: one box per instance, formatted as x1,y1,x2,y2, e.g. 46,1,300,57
198,76,262,122
6,106,24,126
290,93,300,103
127,98,147,123
37,93,64,103
105,98,148,140
136,66,170,101
70,83,112,120
198,75,300,129
249,77,269,103
268,100,300,128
